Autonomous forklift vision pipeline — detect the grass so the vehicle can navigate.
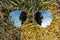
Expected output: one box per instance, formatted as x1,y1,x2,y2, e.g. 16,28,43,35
0,0,60,40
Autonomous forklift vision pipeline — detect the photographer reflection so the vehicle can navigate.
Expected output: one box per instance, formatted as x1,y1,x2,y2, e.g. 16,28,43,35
19,11,27,24
34,12,43,25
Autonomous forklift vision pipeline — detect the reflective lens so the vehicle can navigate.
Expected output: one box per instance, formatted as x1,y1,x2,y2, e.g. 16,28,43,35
34,11,53,28
9,10,27,27
9,10,52,28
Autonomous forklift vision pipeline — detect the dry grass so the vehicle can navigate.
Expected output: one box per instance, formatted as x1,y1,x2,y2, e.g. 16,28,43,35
0,0,60,40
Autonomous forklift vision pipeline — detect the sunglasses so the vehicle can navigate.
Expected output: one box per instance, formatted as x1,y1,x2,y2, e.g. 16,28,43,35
9,10,53,28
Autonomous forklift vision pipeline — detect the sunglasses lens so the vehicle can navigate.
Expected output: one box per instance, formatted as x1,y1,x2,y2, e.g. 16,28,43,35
34,11,53,28
9,10,27,27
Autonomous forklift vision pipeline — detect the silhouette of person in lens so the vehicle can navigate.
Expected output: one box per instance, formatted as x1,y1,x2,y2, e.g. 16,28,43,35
35,12,43,25
19,11,27,24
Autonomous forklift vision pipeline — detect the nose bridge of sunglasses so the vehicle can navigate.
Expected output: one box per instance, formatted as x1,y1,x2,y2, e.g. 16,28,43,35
28,13,34,23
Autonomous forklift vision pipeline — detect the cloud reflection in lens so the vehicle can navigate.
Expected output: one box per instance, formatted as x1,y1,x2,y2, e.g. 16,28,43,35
9,10,27,27
34,10,53,28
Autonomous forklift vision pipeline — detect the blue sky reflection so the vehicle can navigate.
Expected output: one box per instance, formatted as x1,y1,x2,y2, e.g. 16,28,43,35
40,10,52,28
9,10,22,27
